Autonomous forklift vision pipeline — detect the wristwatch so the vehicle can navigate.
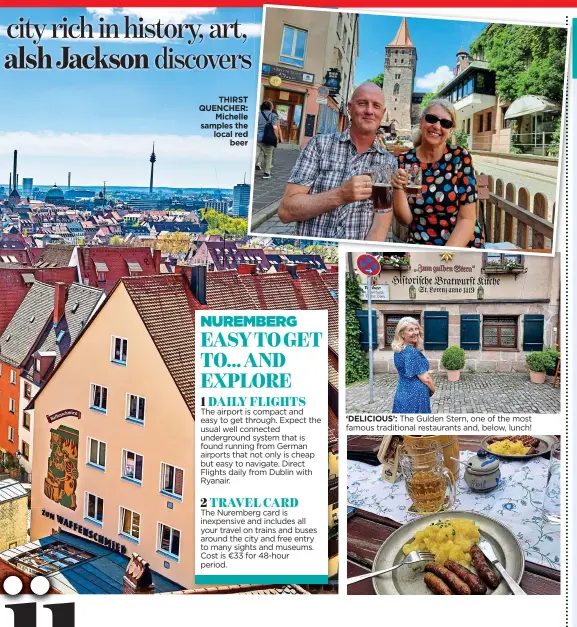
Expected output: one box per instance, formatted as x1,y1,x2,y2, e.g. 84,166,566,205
374,207,393,214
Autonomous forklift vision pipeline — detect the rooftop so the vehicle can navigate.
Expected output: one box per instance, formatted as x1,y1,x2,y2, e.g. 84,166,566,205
387,17,414,48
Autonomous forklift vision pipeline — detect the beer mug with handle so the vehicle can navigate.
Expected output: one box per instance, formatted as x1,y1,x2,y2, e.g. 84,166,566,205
400,441,456,515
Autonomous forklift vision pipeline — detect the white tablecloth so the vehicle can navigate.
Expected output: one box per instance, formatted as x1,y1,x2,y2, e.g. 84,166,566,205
347,451,561,570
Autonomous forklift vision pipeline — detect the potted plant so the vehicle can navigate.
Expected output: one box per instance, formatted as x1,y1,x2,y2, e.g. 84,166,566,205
543,345,561,376
441,345,466,382
526,351,550,384
378,253,411,271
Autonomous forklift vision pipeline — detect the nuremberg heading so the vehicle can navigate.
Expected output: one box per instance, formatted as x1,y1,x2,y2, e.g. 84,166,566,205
4,17,254,70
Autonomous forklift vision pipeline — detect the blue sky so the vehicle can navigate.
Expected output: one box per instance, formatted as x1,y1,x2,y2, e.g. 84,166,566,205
0,8,262,187
355,15,487,91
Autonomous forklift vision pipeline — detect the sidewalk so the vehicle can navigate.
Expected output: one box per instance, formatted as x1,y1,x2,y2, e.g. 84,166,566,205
346,372,561,414
250,148,299,236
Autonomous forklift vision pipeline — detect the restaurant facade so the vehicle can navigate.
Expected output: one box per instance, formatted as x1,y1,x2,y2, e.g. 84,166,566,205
352,250,560,373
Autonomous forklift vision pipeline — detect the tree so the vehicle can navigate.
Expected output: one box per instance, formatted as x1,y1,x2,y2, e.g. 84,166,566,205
109,235,124,245
420,83,445,112
366,73,383,88
201,208,248,237
469,24,567,103
303,244,338,263
156,231,193,254
345,275,369,385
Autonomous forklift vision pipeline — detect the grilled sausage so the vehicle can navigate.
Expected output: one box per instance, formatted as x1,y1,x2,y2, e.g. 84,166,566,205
444,560,487,595
424,563,471,595
470,545,500,589
424,572,453,595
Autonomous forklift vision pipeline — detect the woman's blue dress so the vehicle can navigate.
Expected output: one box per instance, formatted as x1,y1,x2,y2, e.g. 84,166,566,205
392,345,431,413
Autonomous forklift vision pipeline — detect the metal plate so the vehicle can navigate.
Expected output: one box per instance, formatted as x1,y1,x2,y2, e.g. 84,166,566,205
371,511,525,595
480,435,559,460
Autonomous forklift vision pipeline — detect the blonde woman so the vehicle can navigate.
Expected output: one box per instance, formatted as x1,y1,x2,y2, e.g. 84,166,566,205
393,99,484,248
391,317,435,413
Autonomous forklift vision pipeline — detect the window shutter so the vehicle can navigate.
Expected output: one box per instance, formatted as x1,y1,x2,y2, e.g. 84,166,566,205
355,310,377,350
175,469,184,496
523,315,544,351
423,311,449,351
460,314,480,350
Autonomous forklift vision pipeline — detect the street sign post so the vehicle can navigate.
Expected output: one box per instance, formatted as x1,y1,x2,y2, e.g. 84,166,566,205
356,254,380,404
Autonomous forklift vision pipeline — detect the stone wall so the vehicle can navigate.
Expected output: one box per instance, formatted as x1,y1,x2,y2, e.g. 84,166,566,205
383,48,416,133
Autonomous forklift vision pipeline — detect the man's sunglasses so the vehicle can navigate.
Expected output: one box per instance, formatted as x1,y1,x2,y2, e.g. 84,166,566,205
424,113,454,129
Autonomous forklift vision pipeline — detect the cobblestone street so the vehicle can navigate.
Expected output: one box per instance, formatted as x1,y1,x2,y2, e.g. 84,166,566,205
249,148,299,237
346,372,560,414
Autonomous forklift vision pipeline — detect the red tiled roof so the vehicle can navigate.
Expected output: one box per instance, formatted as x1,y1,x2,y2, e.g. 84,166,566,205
122,275,206,414
0,560,58,594
320,272,338,293
80,246,158,294
206,270,256,310
0,267,77,335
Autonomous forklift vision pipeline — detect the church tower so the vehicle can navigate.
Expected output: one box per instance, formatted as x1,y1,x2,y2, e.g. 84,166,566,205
382,18,417,134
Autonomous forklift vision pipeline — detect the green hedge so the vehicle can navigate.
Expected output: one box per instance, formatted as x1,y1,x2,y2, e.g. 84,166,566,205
346,275,369,385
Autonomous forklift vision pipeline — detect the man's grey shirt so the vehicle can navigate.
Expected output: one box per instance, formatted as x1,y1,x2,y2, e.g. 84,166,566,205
287,129,398,240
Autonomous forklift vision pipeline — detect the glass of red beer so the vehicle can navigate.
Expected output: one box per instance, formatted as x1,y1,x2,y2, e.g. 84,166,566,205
369,164,393,213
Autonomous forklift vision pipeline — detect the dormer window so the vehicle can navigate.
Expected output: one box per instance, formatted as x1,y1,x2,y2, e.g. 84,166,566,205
94,261,109,282
35,359,41,372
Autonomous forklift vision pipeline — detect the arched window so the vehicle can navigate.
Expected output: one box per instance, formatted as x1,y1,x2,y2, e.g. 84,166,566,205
393,83,400,96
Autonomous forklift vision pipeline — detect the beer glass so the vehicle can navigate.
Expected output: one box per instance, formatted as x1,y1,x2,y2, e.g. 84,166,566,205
400,441,456,515
404,164,422,197
369,164,394,212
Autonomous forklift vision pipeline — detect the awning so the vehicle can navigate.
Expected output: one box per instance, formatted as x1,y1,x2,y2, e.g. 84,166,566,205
94,261,109,272
127,261,142,273
504,95,561,120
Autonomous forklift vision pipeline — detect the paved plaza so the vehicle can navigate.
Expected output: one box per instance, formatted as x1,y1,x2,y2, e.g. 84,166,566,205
249,148,299,237
346,372,561,414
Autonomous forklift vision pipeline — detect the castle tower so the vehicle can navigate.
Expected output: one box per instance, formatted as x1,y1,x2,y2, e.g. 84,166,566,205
382,18,417,134
149,142,156,194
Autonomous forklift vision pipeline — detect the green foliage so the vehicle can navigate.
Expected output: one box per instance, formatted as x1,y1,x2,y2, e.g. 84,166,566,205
366,73,383,88
441,345,466,371
453,129,469,149
2,453,17,470
345,275,369,386
547,118,562,157
420,87,444,111
201,208,248,237
525,350,554,373
469,25,567,103
303,244,338,263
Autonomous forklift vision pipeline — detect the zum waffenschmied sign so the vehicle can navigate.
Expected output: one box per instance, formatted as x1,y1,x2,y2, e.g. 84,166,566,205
46,409,81,423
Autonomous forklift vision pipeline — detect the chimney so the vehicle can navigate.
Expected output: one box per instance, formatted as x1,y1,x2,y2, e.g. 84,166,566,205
122,553,155,595
286,263,298,279
190,265,207,305
12,150,17,191
238,263,257,275
153,248,161,274
53,282,67,326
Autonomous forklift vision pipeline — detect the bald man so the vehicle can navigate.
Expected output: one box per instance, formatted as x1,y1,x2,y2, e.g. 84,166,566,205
278,82,403,241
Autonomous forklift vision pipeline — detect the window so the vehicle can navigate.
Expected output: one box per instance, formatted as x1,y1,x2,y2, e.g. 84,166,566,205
126,394,145,424
111,336,127,365
21,441,29,460
393,83,400,96
483,316,518,349
22,412,31,430
466,118,471,134
10,370,16,385
122,449,143,483
486,112,492,131
35,359,41,372
484,253,524,267
24,382,32,400
85,492,104,525
478,114,484,133
90,384,108,413
98,272,106,282
8,426,14,443
384,313,421,347
280,25,307,68
336,13,342,38
87,438,106,469
120,507,141,541
160,463,184,499
8,398,15,414
158,523,180,559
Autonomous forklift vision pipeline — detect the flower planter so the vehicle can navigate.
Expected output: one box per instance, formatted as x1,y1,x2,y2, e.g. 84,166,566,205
484,266,525,274
380,264,410,272
447,370,461,382
529,370,546,384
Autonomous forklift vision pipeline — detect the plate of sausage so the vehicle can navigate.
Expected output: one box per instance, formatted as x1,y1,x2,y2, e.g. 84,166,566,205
481,435,559,460
371,511,525,595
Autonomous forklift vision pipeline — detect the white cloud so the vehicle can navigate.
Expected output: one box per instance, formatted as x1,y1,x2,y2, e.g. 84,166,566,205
416,65,454,92
0,131,251,161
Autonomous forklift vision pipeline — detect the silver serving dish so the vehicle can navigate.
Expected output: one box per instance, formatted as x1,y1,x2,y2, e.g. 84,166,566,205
371,510,525,595
480,435,559,460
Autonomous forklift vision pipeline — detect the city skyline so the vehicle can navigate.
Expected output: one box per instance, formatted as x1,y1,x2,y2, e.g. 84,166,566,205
0,7,262,187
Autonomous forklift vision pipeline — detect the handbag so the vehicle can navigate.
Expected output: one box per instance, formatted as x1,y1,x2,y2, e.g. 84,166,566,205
261,111,278,147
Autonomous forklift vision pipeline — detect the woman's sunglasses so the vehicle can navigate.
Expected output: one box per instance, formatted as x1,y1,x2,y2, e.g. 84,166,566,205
424,113,454,129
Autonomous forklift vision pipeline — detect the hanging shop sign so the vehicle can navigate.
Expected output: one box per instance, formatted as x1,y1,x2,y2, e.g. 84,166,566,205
262,63,314,85
324,68,342,96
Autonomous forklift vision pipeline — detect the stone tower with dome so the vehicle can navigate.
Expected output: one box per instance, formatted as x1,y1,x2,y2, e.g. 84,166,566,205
382,17,417,134
44,184,64,205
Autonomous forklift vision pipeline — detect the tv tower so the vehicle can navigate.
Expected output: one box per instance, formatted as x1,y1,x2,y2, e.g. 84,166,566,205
149,142,156,194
